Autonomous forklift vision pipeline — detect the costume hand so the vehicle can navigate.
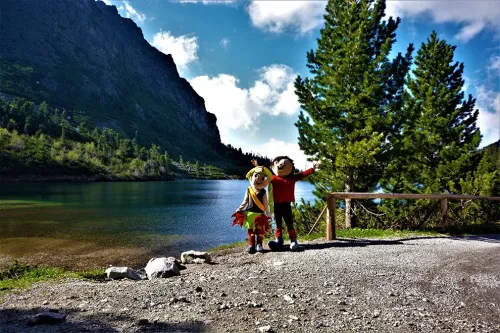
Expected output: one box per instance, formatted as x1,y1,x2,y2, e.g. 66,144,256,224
251,159,258,167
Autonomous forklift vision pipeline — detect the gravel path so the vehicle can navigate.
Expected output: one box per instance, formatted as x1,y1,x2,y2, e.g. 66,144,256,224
1,235,499,333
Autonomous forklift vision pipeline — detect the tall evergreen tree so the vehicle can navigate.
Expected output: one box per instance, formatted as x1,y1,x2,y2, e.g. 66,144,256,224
294,0,413,227
398,31,480,193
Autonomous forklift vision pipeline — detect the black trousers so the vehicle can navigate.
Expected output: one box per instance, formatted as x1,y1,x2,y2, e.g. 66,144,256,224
274,202,294,231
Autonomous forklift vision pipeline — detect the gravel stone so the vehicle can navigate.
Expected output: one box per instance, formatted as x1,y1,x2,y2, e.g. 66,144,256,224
1,236,499,332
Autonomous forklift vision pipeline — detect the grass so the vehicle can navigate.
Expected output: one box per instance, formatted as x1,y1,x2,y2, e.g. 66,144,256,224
0,200,63,210
335,228,444,239
0,261,106,299
208,241,247,252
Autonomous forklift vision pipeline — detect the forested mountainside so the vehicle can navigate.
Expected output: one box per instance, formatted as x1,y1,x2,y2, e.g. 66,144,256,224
0,0,265,177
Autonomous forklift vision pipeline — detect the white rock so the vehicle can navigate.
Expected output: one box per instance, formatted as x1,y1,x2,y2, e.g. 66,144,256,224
145,257,180,279
257,325,272,332
105,267,141,280
181,250,211,264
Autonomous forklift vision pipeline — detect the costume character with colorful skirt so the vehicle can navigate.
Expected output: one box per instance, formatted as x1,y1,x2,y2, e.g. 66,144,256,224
232,166,273,254
252,156,318,251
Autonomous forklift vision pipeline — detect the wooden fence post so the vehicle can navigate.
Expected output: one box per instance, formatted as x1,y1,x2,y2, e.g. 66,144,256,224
440,198,448,230
326,195,336,240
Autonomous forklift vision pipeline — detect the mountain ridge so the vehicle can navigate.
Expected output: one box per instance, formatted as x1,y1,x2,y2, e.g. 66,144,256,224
0,0,227,163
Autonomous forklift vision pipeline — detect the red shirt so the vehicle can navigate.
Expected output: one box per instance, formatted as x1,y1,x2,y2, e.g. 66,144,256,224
271,168,315,203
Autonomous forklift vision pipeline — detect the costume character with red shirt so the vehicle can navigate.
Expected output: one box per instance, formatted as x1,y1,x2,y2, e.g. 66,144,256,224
252,156,318,250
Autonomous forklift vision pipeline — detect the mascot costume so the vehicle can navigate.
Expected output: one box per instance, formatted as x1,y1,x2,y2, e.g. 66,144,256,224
252,157,317,250
232,166,273,254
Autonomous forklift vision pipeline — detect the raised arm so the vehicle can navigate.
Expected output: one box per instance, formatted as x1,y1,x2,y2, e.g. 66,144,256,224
291,162,319,181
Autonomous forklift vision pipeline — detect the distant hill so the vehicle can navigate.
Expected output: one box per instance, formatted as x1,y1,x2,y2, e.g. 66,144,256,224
0,0,260,172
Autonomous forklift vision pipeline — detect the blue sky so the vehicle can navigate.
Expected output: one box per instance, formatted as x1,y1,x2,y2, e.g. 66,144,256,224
101,0,499,169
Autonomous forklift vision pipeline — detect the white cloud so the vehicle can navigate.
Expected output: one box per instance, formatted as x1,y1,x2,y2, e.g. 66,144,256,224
488,55,500,75
189,64,300,141
265,138,312,170
247,1,326,35
100,0,146,23
385,1,500,43
219,37,230,49
455,21,486,42
475,85,500,148
190,74,253,134
122,0,146,22
250,65,300,116
151,31,199,73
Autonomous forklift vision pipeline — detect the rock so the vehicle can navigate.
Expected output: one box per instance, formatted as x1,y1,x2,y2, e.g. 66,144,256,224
42,300,49,305
192,258,207,264
283,295,293,302
257,325,272,332
166,257,184,269
28,312,66,325
137,318,150,326
145,257,180,279
195,286,203,293
181,250,211,264
105,267,142,280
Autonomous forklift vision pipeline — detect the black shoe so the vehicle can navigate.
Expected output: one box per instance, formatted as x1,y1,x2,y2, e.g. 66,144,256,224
246,246,256,254
268,237,284,251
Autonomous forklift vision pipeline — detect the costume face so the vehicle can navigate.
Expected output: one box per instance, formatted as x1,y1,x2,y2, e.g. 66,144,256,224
271,156,294,177
248,166,271,190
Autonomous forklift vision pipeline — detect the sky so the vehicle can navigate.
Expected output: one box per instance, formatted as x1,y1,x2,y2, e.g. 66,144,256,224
100,0,500,169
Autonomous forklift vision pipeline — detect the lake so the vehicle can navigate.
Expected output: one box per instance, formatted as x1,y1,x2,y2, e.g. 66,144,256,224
0,180,315,269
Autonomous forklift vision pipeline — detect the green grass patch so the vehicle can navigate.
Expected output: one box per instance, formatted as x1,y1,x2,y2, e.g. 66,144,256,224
0,200,62,210
209,241,247,252
0,261,105,298
335,228,444,239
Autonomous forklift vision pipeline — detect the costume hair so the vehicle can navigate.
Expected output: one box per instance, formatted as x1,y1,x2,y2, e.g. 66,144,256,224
270,156,295,170
246,166,274,214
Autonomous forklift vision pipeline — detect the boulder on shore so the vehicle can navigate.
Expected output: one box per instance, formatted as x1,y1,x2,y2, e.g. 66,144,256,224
105,267,142,280
180,250,211,264
145,257,180,279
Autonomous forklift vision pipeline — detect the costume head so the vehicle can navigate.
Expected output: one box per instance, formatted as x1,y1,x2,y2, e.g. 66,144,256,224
246,166,272,190
270,156,294,177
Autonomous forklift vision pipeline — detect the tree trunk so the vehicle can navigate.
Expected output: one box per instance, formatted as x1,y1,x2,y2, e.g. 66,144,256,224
345,174,355,228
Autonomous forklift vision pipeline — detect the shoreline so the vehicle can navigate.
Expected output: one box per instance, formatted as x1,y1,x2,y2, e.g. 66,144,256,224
0,174,240,184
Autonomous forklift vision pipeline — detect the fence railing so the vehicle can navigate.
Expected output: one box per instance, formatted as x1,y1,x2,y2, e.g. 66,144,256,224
314,192,500,240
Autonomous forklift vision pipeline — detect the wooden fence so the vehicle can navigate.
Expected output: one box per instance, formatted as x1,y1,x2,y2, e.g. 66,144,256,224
314,192,500,241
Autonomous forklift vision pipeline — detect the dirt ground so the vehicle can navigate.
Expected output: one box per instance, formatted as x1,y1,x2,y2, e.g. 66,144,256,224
1,235,499,332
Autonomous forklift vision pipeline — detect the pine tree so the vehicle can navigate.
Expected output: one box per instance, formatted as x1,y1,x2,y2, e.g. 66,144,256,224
401,31,480,194
294,0,413,227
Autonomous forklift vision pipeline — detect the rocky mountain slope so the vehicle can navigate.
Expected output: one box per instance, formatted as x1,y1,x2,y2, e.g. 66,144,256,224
0,0,225,162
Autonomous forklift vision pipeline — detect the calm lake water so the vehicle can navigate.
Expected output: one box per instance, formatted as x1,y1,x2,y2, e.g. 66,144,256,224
0,180,315,269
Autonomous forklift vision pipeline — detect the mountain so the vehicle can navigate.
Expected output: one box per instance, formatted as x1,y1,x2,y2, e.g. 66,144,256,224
0,0,234,165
